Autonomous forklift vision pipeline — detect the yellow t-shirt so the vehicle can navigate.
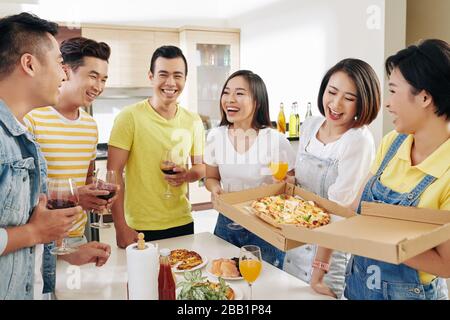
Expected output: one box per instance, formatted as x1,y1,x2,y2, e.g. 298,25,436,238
370,130,450,284
109,99,204,231
24,106,98,237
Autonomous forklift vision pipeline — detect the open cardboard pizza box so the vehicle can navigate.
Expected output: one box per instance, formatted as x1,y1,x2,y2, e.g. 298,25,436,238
213,182,355,252
214,182,450,264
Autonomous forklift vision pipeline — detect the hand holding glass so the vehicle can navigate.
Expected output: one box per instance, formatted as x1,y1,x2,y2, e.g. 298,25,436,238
269,161,289,181
91,169,119,229
160,149,177,199
270,151,289,181
47,178,79,255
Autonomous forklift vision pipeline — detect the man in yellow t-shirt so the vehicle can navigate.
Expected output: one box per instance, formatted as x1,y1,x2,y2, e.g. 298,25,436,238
108,46,205,247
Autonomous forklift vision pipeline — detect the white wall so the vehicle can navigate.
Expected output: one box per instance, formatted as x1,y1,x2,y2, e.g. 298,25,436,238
2,0,409,146
383,0,407,136
228,0,394,147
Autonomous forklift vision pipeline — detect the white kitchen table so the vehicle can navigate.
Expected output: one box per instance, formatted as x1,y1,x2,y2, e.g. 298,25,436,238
55,230,334,300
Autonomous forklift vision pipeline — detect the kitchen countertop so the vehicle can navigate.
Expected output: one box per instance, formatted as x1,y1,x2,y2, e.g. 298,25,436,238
55,230,333,300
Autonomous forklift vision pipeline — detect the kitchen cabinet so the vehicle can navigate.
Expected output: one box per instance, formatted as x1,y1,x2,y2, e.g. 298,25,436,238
82,25,179,88
81,25,239,97
55,26,81,45
179,27,240,126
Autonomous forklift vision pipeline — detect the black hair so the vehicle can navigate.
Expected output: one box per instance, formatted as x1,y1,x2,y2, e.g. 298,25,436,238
60,37,111,71
219,70,272,130
317,58,381,128
0,12,58,80
386,39,450,120
149,45,188,76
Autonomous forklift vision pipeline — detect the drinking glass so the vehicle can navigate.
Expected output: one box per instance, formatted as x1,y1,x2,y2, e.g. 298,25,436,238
239,245,262,300
47,178,79,255
225,182,244,230
269,151,289,181
160,149,176,199
91,169,119,229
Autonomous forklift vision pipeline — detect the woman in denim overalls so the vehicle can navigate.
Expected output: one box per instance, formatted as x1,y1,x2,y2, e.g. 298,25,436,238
345,39,450,300
205,70,296,269
283,59,381,298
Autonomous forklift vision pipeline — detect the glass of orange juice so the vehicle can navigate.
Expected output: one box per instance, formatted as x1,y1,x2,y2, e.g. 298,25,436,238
239,245,262,300
269,161,289,181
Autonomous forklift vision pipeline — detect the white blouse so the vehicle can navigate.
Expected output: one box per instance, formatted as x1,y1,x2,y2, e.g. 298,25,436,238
205,126,296,192
296,116,375,206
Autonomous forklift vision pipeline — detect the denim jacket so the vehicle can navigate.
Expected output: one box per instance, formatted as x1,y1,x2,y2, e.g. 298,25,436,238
0,100,55,299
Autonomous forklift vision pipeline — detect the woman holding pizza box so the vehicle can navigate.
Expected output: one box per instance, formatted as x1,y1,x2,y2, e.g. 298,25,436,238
344,39,449,300
283,58,381,299
204,70,296,269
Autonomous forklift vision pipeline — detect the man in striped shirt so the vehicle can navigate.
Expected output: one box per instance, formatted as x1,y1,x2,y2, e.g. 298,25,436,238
0,13,111,300
25,37,113,245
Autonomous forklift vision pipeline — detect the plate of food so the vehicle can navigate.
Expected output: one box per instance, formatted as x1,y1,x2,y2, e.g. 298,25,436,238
206,257,243,280
248,194,331,229
169,249,208,273
176,270,243,300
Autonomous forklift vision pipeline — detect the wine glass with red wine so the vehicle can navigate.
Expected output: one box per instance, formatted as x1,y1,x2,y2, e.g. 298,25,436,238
160,149,177,199
47,178,79,255
91,169,119,229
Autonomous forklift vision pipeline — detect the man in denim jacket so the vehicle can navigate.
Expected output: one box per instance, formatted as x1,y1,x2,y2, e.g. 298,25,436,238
0,13,111,300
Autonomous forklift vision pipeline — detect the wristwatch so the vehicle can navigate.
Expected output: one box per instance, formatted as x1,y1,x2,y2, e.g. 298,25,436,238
312,260,330,273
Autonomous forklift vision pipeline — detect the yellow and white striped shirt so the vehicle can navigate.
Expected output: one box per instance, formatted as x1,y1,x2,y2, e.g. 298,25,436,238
24,106,98,237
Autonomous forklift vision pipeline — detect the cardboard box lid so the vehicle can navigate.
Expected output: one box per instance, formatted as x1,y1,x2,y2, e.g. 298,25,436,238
282,201,450,264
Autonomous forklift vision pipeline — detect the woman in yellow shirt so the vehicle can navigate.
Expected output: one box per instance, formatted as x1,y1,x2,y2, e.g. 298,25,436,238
345,40,450,300
343,39,450,300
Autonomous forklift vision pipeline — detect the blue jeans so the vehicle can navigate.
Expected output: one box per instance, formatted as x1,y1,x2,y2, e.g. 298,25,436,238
214,214,285,269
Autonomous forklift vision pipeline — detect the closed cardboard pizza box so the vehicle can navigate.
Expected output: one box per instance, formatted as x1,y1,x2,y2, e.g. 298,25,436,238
213,182,355,252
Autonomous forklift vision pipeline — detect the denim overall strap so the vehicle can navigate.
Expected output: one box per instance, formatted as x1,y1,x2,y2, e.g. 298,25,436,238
399,174,436,206
346,134,443,300
356,134,408,213
375,134,407,177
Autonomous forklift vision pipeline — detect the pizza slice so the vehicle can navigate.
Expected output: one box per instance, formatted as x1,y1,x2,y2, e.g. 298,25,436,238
170,249,204,270
177,251,203,270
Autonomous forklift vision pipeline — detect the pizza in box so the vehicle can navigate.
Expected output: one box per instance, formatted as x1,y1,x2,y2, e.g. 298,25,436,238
249,194,331,229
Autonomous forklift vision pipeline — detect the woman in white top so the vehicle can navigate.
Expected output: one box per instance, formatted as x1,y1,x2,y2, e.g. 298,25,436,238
205,70,295,268
283,59,381,298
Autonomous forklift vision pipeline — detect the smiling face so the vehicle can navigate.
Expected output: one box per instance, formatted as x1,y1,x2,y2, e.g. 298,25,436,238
62,56,109,108
149,57,186,108
33,34,67,107
221,75,256,128
322,71,358,130
386,67,427,134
